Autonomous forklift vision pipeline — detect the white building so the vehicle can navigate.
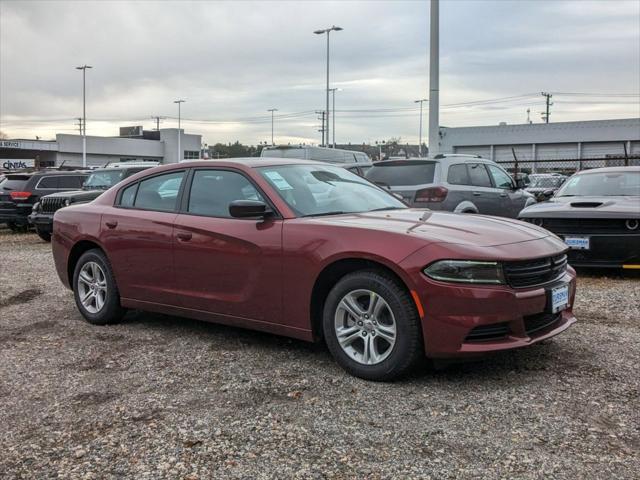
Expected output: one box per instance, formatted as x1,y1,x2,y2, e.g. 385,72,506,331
0,127,202,169
437,117,640,171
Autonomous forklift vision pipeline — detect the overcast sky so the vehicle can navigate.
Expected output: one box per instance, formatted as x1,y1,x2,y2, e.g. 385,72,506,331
1,0,639,146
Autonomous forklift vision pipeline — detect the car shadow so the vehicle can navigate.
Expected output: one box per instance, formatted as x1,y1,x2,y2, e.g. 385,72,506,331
574,267,640,279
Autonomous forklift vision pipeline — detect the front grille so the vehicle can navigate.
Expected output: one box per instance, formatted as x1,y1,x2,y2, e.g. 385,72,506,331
524,312,561,335
465,322,510,342
40,197,67,213
503,254,567,288
529,218,638,234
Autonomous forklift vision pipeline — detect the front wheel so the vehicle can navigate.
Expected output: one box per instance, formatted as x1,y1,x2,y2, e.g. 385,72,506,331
323,270,423,381
35,226,51,242
73,249,126,325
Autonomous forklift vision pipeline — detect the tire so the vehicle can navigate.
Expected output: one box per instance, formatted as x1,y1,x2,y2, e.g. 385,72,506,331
35,227,51,242
322,270,423,381
7,221,27,233
73,249,126,325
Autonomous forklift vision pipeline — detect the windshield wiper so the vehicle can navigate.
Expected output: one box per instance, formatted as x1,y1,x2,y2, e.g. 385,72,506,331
301,211,347,218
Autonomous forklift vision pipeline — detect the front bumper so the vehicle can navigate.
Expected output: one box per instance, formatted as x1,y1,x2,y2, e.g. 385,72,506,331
0,205,31,225
28,212,54,231
415,270,577,358
561,234,640,268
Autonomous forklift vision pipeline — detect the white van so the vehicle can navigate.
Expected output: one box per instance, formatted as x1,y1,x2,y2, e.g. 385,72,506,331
261,145,372,176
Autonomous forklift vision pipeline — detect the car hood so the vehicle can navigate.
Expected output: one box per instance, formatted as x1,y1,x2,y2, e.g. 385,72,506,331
519,196,640,219
308,209,552,247
41,189,104,201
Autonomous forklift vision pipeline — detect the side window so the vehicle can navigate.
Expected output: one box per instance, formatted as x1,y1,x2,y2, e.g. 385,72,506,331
487,165,514,189
58,175,86,189
348,167,362,176
37,176,59,189
468,163,492,188
447,164,469,185
119,183,138,207
188,170,264,218
134,171,185,211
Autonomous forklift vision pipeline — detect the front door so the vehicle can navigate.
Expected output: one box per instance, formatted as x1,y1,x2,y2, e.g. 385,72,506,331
487,164,526,218
172,169,283,323
466,163,500,214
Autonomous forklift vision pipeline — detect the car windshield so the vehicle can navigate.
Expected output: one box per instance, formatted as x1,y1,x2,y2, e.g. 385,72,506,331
83,170,125,190
529,176,565,188
556,171,640,197
257,164,406,217
365,161,436,187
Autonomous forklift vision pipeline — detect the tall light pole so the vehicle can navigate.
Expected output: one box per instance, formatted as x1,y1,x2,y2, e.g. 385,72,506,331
267,108,278,145
329,88,341,147
76,65,92,167
414,99,428,156
428,0,440,156
174,99,185,162
314,25,343,148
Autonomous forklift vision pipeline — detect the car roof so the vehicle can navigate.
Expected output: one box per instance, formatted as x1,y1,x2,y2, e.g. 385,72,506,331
574,166,640,175
175,158,329,168
372,155,491,166
6,169,89,178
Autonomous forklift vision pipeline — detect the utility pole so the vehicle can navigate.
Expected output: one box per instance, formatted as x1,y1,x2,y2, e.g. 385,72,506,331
428,0,439,156
316,111,326,146
151,116,165,131
314,25,343,148
267,108,278,145
75,65,92,167
541,92,553,123
75,118,83,135
174,100,186,162
414,99,428,156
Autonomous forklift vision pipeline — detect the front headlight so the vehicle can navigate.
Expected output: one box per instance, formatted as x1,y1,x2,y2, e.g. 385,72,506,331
424,260,505,284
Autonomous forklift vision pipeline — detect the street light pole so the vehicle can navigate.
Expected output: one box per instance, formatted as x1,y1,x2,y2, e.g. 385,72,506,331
314,25,342,148
174,99,185,162
414,99,427,156
76,65,92,167
267,108,278,145
428,0,440,156
329,88,340,147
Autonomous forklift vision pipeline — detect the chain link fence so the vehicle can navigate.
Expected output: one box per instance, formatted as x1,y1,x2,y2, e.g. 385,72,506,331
496,153,640,176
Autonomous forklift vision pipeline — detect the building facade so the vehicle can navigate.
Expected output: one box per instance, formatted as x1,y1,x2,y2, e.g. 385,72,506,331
1,128,201,169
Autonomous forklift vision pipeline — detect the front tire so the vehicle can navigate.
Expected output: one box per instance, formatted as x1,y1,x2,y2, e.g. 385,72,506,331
73,249,126,325
323,270,423,381
35,226,51,242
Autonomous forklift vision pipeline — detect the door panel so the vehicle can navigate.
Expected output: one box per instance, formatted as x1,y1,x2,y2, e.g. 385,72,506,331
173,215,283,322
466,163,499,214
487,164,524,218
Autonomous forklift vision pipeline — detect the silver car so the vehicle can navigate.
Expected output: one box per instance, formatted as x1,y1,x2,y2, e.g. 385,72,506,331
365,154,535,218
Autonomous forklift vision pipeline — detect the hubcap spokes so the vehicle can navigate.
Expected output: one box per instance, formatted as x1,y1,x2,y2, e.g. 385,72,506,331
78,261,107,314
334,289,396,365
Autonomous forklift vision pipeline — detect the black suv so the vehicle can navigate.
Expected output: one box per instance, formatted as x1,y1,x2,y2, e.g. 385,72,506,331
0,170,88,234
29,165,153,241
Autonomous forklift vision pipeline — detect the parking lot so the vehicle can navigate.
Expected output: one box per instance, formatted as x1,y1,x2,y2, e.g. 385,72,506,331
0,228,638,479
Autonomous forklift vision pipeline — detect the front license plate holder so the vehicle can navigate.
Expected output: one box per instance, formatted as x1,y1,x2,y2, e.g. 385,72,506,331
564,236,590,250
547,283,570,313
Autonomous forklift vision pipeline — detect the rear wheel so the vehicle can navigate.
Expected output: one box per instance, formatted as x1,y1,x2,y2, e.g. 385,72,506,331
35,226,51,242
7,222,28,233
73,249,126,325
323,270,423,381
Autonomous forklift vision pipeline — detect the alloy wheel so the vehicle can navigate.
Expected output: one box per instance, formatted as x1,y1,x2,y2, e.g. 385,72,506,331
77,261,108,314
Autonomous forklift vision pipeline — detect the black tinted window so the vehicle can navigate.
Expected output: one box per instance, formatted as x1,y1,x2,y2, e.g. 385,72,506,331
37,176,59,189
119,183,138,207
57,175,86,189
365,161,436,186
1,178,29,191
447,164,469,185
188,170,263,218
134,171,185,211
468,164,492,187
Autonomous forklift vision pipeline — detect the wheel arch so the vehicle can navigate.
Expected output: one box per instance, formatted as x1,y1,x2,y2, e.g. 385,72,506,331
309,257,418,342
67,239,105,288
453,200,479,214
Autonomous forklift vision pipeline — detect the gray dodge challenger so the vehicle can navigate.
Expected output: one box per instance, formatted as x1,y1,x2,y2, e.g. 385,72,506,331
519,166,640,269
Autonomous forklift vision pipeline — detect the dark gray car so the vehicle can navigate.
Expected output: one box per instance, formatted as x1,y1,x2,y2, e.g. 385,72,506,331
365,154,535,218
519,166,640,268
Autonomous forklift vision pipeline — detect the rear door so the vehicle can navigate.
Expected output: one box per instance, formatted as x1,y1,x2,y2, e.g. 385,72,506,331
172,168,283,323
100,170,187,305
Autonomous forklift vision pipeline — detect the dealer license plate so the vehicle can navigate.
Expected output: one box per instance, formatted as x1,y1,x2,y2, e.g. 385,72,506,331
564,236,589,250
550,284,570,313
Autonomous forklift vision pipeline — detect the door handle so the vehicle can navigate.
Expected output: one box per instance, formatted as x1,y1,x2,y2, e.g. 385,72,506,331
176,231,192,241
472,192,482,196
105,220,118,229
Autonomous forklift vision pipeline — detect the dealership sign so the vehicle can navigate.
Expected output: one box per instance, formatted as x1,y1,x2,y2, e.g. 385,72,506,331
1,141,21,148
2,159,35,169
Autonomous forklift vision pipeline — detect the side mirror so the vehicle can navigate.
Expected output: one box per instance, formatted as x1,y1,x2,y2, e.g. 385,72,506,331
542,189,554,198
229,200,271,218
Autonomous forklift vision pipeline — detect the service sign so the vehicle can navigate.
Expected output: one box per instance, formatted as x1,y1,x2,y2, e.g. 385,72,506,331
2,159,35,169
1,141,21,148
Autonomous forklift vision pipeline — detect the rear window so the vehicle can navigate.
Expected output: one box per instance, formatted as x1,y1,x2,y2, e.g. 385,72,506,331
1,176,30,191
365,161,436,187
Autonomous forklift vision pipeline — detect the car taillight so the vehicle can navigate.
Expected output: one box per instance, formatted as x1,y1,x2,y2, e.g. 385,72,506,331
415,186,448,203
9,191,31,200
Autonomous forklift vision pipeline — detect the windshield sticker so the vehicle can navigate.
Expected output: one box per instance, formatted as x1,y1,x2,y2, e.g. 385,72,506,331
264,171,293,190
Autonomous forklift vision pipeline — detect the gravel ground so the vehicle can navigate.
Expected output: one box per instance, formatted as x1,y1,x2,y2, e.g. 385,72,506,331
0,228,639,479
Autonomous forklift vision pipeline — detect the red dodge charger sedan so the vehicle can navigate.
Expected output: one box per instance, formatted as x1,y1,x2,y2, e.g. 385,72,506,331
52,159,576,381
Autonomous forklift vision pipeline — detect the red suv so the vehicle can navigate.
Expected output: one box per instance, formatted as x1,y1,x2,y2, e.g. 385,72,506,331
52,159,577,381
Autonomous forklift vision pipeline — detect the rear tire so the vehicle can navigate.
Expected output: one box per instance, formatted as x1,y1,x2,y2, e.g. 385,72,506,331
35,227,51,242
73,249,126,325
7,222,27,233
322,270,423,381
